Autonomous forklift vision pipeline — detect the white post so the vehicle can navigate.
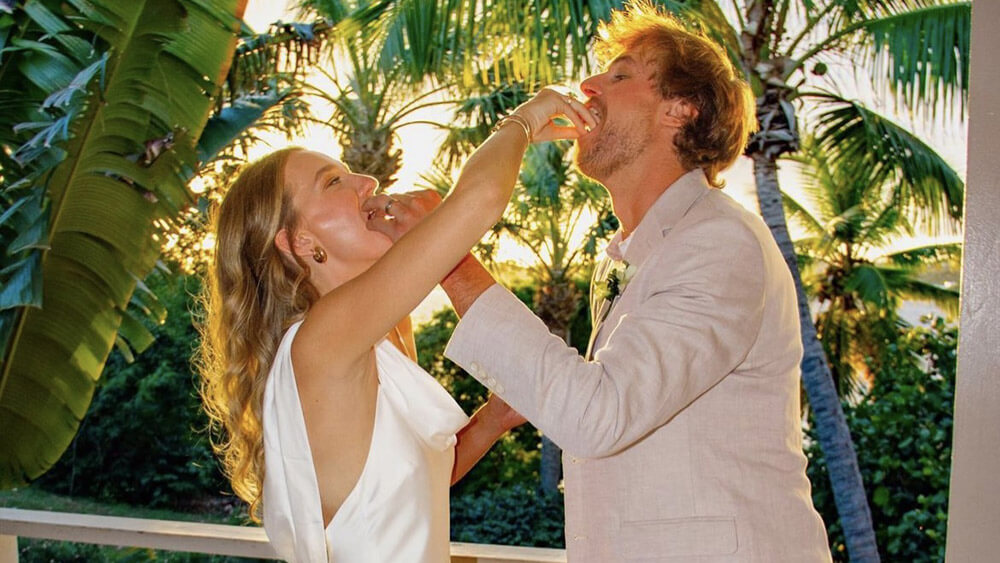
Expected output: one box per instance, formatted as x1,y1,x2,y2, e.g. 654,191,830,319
945,0,1000,561
0,534,18,563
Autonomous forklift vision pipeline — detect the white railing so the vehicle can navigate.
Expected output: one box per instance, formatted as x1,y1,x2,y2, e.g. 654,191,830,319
0,507,565,562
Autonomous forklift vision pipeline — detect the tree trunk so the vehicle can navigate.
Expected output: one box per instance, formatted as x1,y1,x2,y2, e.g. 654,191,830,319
539,435,562,493
534,282,580,493
752,153,880,562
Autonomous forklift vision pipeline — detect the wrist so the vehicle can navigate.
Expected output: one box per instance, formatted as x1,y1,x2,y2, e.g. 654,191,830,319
477,398,510,436
441,254,495,317
492,113,532,143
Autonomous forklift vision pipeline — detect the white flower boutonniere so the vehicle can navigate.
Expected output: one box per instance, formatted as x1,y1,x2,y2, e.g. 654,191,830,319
595,260,638,304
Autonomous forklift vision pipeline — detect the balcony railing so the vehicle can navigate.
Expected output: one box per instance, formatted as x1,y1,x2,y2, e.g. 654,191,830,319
0,507,566,562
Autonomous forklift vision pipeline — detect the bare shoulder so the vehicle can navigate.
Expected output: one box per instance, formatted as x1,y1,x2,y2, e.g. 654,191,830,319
291,301,371,387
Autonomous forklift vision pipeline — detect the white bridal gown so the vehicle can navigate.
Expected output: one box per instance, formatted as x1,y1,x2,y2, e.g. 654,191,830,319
262,321,469,562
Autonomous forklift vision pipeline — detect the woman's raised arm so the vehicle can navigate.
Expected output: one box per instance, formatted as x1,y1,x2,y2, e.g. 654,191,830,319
295,88,596,365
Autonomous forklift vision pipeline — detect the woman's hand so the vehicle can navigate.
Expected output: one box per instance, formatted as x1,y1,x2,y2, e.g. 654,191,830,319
511,86,597,144
362,189,443,242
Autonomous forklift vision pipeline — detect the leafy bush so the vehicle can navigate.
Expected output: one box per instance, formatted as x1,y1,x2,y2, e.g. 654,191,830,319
36,274,233,513
806,318,956,562
451,484,565,548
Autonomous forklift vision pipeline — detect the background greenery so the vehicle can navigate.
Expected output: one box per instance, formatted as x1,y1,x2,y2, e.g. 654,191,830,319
806,318,957,562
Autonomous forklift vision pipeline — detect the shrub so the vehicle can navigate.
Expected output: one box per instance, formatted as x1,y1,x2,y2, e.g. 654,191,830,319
450,484,565,548
806,318,956,562
36,274,232,512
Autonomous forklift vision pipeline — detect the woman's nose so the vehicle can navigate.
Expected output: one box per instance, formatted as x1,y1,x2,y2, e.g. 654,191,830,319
361,175,379,196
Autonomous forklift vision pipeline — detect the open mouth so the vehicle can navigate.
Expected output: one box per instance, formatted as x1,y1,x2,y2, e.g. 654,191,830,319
583,104,602,137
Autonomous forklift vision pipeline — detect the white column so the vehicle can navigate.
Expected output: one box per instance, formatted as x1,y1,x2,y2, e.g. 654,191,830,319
0,534,18,563
945,1,1000,561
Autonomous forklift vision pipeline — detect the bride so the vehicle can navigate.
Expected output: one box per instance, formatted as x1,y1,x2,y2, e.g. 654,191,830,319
198,87,596,561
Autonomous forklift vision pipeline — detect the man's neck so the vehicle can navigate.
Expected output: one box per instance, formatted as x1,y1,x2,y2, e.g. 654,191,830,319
603,156,690,237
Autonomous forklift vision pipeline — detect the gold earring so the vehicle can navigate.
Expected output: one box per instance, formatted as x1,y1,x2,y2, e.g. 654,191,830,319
312,246,327,263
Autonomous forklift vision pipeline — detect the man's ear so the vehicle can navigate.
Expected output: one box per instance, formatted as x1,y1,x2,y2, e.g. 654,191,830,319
661,98,698,129
274,228,314,259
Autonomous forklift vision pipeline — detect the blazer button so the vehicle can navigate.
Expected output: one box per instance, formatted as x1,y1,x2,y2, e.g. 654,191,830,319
470,362,483,376
494,382,505,394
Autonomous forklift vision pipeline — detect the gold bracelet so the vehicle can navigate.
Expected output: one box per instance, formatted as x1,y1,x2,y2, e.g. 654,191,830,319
492,114,532,142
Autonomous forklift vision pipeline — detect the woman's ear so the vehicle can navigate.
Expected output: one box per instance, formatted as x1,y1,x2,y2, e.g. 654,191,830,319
274,228,314,259
661,98,698,129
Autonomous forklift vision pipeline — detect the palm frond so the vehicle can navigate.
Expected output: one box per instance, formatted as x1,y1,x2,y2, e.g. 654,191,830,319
881,241,961,268
808,92,963,227
853,2,970,116
893,277,960,317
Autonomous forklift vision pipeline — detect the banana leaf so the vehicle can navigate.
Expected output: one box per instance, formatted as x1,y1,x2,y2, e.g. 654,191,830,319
0,0,247,488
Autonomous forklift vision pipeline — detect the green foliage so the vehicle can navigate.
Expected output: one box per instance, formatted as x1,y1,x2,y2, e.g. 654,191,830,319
806,318,956,562
450,484,565,548
0,0,245,488
34,275,232,513
785,137,960,394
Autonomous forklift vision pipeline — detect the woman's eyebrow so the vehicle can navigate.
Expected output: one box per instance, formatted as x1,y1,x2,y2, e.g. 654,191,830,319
313,164,339,187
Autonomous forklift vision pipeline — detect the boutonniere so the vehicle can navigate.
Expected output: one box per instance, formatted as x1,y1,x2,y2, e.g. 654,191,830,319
594,260,638,304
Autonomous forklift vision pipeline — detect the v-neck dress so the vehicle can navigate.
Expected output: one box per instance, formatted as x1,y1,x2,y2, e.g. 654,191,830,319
262,321,469,562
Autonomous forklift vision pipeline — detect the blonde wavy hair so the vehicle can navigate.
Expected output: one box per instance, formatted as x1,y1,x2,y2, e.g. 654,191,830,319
198,147,319,521
595,1,757,187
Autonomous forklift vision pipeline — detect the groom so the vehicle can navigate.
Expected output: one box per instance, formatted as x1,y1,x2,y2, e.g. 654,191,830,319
438,3,832,562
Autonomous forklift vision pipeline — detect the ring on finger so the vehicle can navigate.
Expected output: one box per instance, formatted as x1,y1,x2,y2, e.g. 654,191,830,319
384,198,396,216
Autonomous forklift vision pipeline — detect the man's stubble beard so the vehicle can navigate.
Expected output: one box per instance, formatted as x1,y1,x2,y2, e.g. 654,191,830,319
574,112,654,181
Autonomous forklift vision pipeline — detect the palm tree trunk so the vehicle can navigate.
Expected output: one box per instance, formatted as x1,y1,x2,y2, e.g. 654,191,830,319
752,153,880,562
535,282,580,493
539,317,567,493
540,435,562,493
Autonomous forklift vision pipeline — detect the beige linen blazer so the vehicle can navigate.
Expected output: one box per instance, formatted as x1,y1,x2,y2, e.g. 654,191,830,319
445,170,832,562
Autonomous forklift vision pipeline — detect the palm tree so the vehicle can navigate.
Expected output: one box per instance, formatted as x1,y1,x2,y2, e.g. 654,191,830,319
784,138,960,396
0,0,328,487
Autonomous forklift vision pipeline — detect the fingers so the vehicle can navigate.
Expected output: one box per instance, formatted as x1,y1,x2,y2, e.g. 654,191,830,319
362,190,441,242
558,91,597,133
361,193,396,221
515,87,597,143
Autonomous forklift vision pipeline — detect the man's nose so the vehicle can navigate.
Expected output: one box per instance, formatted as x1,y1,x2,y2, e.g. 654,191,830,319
580,74,601,98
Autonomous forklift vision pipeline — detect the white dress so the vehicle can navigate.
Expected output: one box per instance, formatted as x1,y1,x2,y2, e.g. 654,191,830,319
262,321,469,562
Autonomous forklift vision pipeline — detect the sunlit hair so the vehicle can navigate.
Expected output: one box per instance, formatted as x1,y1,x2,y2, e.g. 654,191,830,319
197,147,319,522
594,0,757,187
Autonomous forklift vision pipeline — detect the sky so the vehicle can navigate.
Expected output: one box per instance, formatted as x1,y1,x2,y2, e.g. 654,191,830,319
240,0,969,324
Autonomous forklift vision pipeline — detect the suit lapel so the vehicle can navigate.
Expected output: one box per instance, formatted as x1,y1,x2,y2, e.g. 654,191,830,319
587,256,613,359
586,169,713,361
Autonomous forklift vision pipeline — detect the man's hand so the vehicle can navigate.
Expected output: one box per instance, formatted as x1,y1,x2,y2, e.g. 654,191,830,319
362,189,442,242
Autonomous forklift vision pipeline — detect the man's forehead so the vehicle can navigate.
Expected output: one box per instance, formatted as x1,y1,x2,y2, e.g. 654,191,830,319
603,50,658,73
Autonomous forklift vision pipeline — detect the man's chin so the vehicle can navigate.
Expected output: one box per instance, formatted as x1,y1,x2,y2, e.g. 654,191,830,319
572,149,603,182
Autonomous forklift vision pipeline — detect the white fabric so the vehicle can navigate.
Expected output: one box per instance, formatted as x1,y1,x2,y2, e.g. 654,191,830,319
263,321,469,562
